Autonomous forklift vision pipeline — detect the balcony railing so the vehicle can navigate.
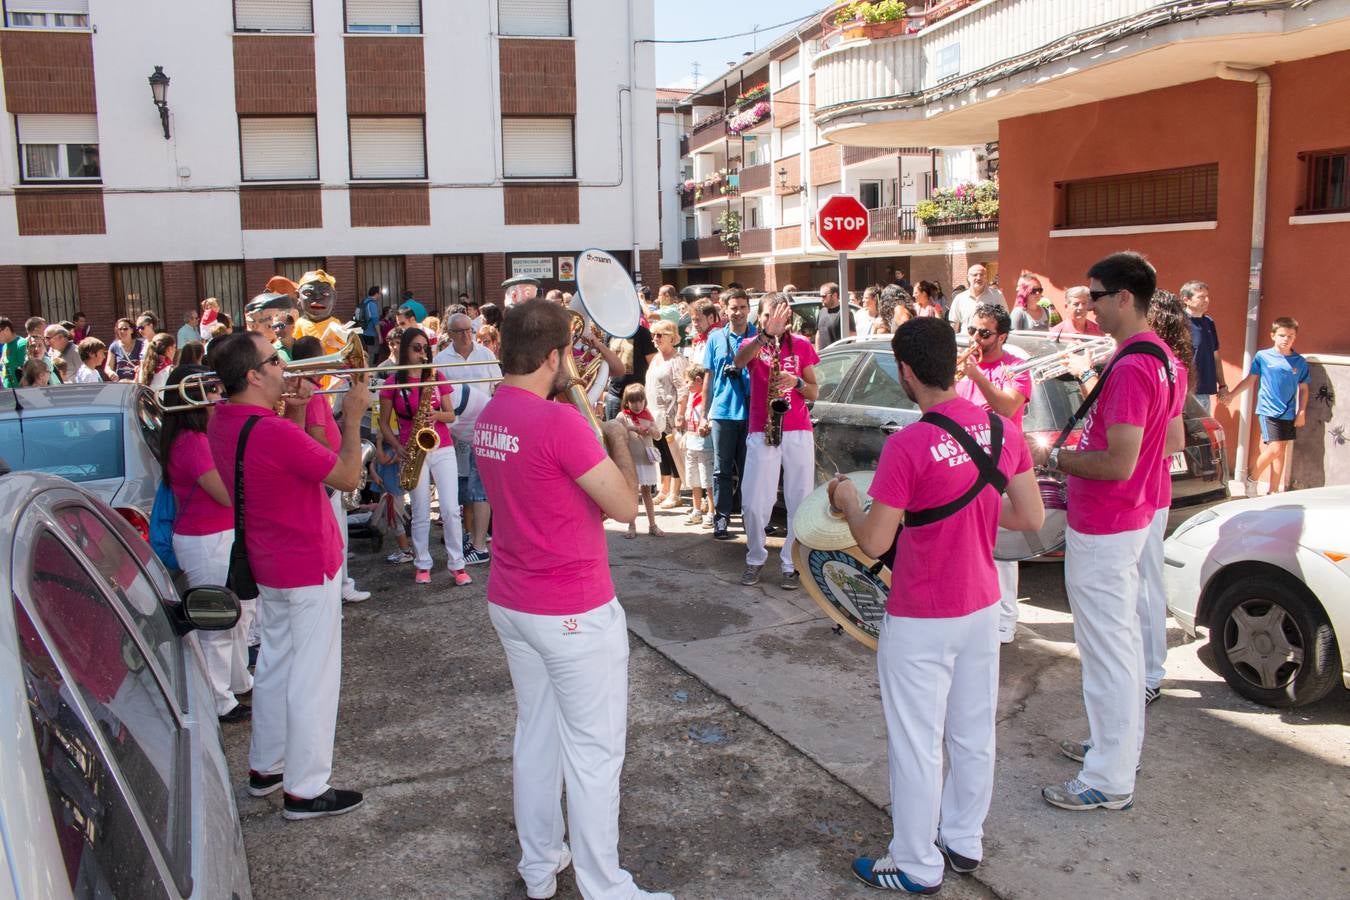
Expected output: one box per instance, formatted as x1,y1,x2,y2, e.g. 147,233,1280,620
923,215,999,238
687,111,728,153
739,227,772,255
866,206,919,243
682,235,739,262
739,163,771,193
843,145,930,166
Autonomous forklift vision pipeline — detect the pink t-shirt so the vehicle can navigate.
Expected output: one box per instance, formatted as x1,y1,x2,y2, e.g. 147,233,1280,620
869,396,1032,618
1151,359,1188,511
167,430,232,536
304,390,340,450
207,403,341,589
955,350,1033,427
1050,319,1104,337
473,386,614,615
746,333,820,434
383,373,455,447
1067,333,1177,535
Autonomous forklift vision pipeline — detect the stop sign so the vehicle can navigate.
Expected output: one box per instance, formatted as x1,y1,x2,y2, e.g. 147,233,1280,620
816,195,871,252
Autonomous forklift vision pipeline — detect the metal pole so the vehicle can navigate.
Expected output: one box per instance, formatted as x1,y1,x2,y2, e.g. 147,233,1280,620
838,251,850,340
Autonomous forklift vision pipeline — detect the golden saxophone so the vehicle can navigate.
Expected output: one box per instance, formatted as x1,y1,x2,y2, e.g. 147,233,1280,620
764,334,789,447
954,344,981,381
399,372,441,491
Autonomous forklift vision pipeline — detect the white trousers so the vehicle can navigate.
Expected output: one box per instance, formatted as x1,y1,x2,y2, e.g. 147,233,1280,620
742,430,815,571
174,529,253,715
995,558,1019,638
328,489,357,594
410,444,464,571
878,603,999,887
249,574,343,800
489,598,644,900
1137,507,1169,690
1064,524,1150,796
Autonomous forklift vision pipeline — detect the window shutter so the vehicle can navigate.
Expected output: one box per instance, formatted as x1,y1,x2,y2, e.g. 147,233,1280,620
346,0,420,30
350,118,426,179
780,53,801,86
240,118,319,181
502,118,574,178
498,0,570,37
11,0,89,12
235,0,312,32
15,113,98,145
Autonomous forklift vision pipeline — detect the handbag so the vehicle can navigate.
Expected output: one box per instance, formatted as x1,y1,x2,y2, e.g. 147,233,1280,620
644,445,661,464
225,416,263,600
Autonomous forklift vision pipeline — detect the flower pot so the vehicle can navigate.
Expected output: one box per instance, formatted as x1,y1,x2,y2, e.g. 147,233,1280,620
863,20,909,39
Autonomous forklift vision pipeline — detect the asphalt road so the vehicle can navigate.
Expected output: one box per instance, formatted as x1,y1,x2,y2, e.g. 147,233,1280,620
226,504,1350,899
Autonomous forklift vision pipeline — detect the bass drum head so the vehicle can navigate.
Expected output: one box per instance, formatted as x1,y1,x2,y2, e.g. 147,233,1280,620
993,476,1068,561
793,543,889,651
575,249,640,339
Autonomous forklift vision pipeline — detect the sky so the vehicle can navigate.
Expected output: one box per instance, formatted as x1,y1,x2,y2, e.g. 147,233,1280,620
652,0,827,91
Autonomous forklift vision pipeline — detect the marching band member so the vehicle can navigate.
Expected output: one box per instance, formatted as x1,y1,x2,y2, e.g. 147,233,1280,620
955,303,1033,644
205,330,370,820
830,317,1043,892
731,293,819,589
1028,252,1180,812
473,299,670,900
378,327,470,587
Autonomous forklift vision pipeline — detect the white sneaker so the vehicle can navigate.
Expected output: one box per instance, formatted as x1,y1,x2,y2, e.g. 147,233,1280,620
1245,478,1263,498
525,846,573,900
342,587,371,603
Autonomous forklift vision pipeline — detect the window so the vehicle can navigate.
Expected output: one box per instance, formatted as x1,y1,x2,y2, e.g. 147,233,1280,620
347,0,420,33
1299,148,1349,214
234,0,311,32
1056,163,1218,230
847,352,916,411
684,216,696,240
27,266,79,325
778,52,801,87
15,114,99,183
276,257,325,284
5,1,89,28
196,261,247,324
0,413,123,484
498,0,570,37
239,117,319,181
112,263,165,323
812,350,862,403
357,256,406,309
779,122,802,159
434,254,483,309
780,192,801,227
859,180,882,210
350,117,426,180
502,117,574,178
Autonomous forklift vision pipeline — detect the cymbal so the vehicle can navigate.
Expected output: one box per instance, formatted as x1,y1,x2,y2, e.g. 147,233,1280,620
793,471,875,552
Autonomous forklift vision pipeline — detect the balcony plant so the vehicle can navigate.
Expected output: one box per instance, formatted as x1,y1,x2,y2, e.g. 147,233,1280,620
727,101,770,134
716,210,742,253
735,82,769,108
915,178,998,226
833,1,910,39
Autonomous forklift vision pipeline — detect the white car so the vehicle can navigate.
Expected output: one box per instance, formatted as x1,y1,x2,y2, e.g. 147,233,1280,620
1164,485,1350,707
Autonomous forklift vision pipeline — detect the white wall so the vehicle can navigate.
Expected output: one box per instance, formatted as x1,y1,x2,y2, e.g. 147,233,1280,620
658,110,682,267
0,0,660,265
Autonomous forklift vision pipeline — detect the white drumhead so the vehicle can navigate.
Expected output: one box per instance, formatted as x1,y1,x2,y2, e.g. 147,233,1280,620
575,249,640,339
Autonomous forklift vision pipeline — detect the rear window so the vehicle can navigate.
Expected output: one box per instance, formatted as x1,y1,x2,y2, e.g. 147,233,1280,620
0,414,124,483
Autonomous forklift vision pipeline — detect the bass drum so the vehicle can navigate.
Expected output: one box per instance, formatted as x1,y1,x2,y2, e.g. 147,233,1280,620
792,542,890,651
993,475,1068,561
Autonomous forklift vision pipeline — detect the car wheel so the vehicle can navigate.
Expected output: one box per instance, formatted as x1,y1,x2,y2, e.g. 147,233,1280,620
1208,575,1340,708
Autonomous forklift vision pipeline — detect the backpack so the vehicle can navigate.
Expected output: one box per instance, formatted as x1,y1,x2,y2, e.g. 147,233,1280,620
149,480,180,572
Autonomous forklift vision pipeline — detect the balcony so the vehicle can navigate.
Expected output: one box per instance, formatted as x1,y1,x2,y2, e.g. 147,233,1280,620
687,111,728,153
812,0,1350,147
682,235,739,262
844,145,929,166
739,162,772,194
866,206,919,243
739,227,772,255
923,215,999,238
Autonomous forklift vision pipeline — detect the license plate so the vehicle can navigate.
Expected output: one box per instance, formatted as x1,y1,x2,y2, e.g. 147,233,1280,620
1169,451,1188,475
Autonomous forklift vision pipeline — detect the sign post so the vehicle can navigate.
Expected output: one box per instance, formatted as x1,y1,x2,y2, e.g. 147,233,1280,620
816,195,871,341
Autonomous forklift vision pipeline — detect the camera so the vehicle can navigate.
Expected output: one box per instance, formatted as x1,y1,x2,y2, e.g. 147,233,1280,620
721,364,740,379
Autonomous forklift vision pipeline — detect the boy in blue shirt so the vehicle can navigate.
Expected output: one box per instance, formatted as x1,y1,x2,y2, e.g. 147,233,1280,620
1226,316,1310,497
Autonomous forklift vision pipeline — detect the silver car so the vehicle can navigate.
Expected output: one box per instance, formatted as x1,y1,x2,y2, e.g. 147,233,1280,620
0,469,252,898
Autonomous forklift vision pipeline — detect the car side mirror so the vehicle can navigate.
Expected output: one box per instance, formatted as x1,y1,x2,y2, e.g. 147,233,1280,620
172,585,241,634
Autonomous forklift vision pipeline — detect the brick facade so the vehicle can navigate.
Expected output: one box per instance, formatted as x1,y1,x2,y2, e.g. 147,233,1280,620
162,261,198,328
405,254,434,308
345,36,425,115
234,36,316,114
810,144,841,186
0,31,96,114
636,249,661,286
15,189,106,236
324,256,357,316
0,266,30,320
773,83,801,128
244,258,278,296
499,40,576,115
774,156,801,196
503,183,580,225
349,184,430,227
76,264,113,330
775,225,802,249
239,186,323,230
483,253,507,301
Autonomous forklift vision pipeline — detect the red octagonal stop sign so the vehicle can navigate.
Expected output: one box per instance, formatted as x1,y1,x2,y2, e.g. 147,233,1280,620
816,195,871,252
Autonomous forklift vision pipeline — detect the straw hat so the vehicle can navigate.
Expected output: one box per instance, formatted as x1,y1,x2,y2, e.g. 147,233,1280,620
792,471,876,552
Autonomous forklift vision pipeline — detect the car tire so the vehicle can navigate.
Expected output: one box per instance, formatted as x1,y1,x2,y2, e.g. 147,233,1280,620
1208,575,1340,708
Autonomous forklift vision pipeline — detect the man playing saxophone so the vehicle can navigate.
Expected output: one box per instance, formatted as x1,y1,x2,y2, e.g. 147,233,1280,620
378,327,471,587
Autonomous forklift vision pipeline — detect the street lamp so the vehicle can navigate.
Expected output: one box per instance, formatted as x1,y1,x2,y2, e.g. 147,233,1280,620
777,165,803,194
148,66,171,140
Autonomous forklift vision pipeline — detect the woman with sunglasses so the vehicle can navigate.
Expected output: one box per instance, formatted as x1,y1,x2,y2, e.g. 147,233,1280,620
378,327,471,586
1010,271,1051,331
161,364,254,723
105,317,144,381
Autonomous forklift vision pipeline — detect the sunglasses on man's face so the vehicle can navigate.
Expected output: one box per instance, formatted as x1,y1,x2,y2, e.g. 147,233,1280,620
255,353,282,371
967,327,996,339
1088,288,1119,303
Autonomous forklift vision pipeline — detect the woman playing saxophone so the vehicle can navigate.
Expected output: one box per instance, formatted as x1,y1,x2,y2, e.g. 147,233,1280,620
378,327,471,587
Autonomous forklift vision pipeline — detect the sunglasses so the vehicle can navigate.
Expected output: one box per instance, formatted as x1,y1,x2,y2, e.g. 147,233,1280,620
967,327,996,339
1027,287,1044,294
449,327,473,335
254,352,282,371
1088,288,1119,302
409,343,429,352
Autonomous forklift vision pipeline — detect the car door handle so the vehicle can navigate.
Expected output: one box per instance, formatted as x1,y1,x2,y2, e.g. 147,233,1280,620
810,417,821,426
880,422,903,433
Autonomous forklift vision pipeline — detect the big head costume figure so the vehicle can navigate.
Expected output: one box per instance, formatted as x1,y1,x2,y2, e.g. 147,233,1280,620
292,269,346,355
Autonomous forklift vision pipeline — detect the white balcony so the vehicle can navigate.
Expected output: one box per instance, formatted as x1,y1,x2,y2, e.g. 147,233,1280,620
814,0,1350,146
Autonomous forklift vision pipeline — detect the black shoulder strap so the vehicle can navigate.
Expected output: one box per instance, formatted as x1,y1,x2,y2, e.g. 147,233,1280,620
1052,341,1173,450
905,411,1007,527
232,415,263,544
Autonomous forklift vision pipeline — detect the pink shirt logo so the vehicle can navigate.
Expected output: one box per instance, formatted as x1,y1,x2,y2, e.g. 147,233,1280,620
473,422,521,462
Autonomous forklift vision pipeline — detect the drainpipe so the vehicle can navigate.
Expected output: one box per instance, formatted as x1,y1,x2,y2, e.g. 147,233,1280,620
1216,63,1270,488
627,0,640,283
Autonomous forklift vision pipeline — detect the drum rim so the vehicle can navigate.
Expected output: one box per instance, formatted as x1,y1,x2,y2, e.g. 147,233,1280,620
793,542,887,652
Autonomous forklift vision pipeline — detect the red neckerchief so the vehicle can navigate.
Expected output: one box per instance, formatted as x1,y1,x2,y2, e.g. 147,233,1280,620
622,407,654,424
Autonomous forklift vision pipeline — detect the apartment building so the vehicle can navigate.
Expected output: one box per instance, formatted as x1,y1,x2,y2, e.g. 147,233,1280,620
0,0,659,330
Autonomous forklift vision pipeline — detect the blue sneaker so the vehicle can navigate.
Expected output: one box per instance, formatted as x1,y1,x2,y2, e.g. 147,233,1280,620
1042,777,1134,811
851,855,941,893
936,840,979,874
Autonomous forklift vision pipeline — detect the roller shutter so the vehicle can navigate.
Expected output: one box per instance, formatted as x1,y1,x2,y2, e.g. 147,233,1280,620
502,118,574,178
350,118,426,179
235,0,311,32
240,117,319,181
498,0,569,37
15,113,98,145
346,0,420,31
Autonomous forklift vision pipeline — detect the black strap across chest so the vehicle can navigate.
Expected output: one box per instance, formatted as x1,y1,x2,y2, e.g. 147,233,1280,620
904,411,1007,527
232,415,262,541
1052,340,1173,450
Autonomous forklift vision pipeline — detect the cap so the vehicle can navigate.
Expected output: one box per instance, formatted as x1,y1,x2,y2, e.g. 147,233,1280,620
501,274,540,290
397,304,423,322
298,269,337,289
265,275,299,297
245,292,294,315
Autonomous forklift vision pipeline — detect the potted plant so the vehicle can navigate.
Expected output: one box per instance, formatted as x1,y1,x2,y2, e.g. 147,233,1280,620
834,1,909,39
716,210,742,253
916,179,998,235
735,82,769,109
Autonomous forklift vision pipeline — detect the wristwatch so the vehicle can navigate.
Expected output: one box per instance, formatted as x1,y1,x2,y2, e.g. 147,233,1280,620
794,376,805,393
1047,447,1062,471
1078,369,1097,385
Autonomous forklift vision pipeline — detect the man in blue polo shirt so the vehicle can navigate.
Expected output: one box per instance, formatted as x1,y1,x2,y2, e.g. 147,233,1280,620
701,288,755,540
1180,280,1224,412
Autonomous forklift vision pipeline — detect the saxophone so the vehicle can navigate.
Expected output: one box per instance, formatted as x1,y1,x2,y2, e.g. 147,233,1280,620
399,375,442,491
764,335,789,447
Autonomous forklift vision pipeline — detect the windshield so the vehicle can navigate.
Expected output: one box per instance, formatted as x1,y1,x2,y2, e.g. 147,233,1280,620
0,413,125,483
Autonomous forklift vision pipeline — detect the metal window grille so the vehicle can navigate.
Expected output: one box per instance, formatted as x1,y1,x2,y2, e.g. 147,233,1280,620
275,258,326,284
112,264,165,323
356,256,406,315
433,255,483,311
1300,148,1350,214
26,266,80,324
195,261,247,323
1058,163,1218,229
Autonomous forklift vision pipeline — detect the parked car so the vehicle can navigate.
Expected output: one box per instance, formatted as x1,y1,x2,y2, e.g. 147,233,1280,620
0,382,162,541
1164,486,1350,707
807,332,1230,554
0,467,252,897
